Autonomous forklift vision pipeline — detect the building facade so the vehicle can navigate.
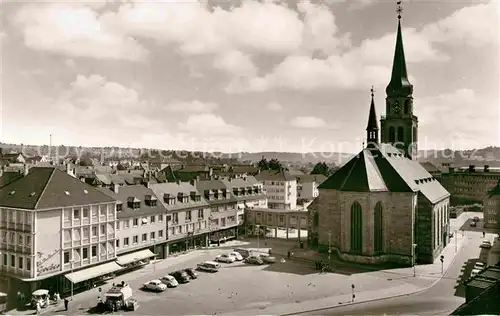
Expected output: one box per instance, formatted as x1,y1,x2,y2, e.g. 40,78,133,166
0,167,118,297
256,169,297,209
307,13,450,266
296,174,327,201
149,181,211,254
484,181,500,230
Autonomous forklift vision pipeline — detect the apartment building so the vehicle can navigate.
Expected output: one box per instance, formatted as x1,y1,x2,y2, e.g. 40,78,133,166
195,179,240,242
256,169,297,209
220,176,267,221
149,182,211,254
295,174,327,201
484,181,500,230
0,167,118,297
98,184,167,262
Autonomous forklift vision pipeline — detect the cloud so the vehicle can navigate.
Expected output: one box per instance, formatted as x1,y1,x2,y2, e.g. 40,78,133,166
347,0,377,11
165,100,218,113
178,113,241,135
267,101,283,111
418,88,499,149
213,50,257,77
290,116,327,129
12,3,148,61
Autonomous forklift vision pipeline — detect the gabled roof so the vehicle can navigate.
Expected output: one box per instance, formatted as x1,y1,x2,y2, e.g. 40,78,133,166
149,182,209,211
319,144,450,203
97,184,165,218
255,169,296,181
0,167,115,210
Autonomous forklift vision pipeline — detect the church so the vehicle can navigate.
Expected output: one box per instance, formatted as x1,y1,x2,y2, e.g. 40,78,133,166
308,8,450,265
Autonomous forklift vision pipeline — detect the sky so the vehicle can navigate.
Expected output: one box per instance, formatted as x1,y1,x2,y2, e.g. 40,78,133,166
1,0,499,153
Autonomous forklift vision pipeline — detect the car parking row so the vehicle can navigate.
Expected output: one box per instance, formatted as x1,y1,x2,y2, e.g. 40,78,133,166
141,248,278,293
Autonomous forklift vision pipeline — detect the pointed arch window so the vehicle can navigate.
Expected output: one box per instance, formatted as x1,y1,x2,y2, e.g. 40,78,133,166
404,100,410,114
389,126,396,143
313,212,319,227
397,126,404,142
350,201,363,253
374,202,383,253
413,126,417,142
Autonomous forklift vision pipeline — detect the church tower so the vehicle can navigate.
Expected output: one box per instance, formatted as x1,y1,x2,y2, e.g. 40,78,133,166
366,86,379,148
380,2,418,160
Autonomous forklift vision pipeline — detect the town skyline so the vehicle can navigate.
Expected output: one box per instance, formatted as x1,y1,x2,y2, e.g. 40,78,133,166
1,0,498,152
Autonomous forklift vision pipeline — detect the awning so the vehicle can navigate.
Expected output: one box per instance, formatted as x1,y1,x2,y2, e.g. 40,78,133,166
116,249,155,266
65,261,122,284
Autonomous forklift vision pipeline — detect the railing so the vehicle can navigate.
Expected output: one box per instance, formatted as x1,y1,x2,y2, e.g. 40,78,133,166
1,266,32,278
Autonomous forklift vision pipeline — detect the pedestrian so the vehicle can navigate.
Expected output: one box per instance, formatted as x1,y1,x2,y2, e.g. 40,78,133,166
483,231,486,238
64,298,69,311
287,251,291,259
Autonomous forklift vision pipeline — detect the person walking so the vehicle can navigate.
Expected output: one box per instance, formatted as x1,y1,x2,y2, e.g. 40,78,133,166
64,298,69,311
483,231,486,238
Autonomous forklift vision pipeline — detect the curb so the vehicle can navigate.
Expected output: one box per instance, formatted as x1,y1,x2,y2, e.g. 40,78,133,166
279,235,468,316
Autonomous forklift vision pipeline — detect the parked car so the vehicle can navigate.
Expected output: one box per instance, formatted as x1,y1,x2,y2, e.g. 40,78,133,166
471,268,481,278
470,221,477,227
473,216,480,222
474,262,485,270
229,252,243,261
480,240,492,249
196,261,220,273
244,256,264,265
143,280,167,292
170,270,190,283
215,254,236,263
160,275,178,288
183,268,198,279
259,254,276,264
233,248,251,259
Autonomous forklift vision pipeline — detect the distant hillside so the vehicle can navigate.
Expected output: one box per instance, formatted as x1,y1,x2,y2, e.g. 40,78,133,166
419,146,500,167
236,152,355,165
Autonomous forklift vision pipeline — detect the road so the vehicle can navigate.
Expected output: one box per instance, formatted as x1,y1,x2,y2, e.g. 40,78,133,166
297,231,486,316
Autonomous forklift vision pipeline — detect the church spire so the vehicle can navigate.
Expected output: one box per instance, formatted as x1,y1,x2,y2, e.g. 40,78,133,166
386,1,413,97
366,86,379,148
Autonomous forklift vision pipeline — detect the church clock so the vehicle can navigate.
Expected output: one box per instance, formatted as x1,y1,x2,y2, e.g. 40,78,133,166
393,101,401,114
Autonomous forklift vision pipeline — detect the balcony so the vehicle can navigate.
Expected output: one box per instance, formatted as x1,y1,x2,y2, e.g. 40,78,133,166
1,265,32,278
0,244,32,255
0,222,33,232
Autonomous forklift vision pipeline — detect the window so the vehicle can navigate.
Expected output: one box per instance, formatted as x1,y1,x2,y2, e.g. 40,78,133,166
142,233,147,242
350,201,363,254
133,218,139,226
73,209,80,219
26,236,31,247
2,254,6,265
83,208,89,218
374,202,383,253
172,213,178,223
91,246,97,257
397,126,404,143
83,248,88,259
313,213,319,227
198,209,204,219
389,126,395,143
186,211,192,221
10,255,15,267
124,237,129,246
150,215,155,223
116,239,120,248
158,214,163,222
92,226,98,236
18,257,23,269
123,220,130,229
158,230,163,238
100,224,105,235
26,258,31,271
133,235,138,244
141,217,147,225
83,227,89,239
117,203,123,212
150,231,155,239
18,234,23,245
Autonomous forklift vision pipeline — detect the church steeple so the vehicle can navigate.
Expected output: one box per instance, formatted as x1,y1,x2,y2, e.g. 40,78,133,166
385,2,413,97
366,86,379,148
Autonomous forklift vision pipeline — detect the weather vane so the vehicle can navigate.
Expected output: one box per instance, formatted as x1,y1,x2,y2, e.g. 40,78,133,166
396,1,403,19
371,86,375,97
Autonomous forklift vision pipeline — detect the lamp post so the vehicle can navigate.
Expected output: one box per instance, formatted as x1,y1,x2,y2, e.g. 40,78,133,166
256,224,260,251
412,244,417,277
440,255,444,275
328,231,332,262
351,284,355,302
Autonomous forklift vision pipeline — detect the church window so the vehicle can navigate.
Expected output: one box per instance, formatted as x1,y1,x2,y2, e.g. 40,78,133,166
350,201,363,253
389,126,396,143
413,126,417,142
313,212,319,227
397,126,404,142
374,202,383,253
404,100,410,114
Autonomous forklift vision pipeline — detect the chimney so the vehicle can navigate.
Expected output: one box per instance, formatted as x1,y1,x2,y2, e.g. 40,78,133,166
113,183,119,194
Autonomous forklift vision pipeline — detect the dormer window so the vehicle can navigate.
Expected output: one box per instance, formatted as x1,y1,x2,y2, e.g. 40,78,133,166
117,203,123,212
222,189,228,198
177,192,184,203
247,187,253,195
145,195,158,207
163,193,170,203
233,188,239,196
190,191,197,202
127,197,141,209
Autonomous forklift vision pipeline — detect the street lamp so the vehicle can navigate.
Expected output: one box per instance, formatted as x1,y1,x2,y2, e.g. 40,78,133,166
412,244,417,277
440,255,444,275
328,231,332,262
256,224,260,251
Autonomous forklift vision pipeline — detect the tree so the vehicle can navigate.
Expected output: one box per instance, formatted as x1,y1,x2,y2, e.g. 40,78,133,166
116,163,127,171
78,157,93,166
257,156,284,171
311,162,330,176
257,156,269,171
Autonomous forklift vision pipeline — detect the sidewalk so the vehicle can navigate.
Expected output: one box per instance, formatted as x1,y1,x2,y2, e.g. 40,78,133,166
6,241,250,315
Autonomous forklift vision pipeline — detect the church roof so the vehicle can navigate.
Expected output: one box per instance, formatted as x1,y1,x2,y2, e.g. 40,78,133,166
319,143,449,203
386,18,413,97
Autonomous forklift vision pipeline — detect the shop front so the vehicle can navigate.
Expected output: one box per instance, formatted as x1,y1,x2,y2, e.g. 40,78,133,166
209,227,237,244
